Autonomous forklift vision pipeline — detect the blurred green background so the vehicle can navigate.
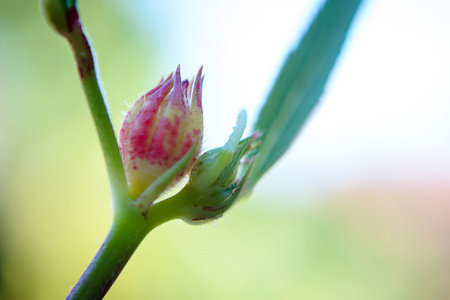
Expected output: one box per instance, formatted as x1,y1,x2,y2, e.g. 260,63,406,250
1,0,450,299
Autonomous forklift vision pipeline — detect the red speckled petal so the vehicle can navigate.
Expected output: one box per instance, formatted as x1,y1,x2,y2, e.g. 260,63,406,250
188,67,204,142
166,65,187,113
119,73,176,162
169,66,204,169
146,66,186,166
182,79,189,99
127,77,174,164
190,66,203,113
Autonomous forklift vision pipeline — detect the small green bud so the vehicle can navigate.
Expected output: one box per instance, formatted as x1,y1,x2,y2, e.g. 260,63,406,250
192,110,246,190
39,0,73,35
176,111,258,224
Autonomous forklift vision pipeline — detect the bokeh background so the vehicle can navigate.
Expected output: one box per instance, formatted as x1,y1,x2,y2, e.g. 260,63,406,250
1,0,450,299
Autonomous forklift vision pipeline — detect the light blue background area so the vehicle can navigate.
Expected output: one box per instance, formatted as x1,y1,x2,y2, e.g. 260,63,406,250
109,0,450,201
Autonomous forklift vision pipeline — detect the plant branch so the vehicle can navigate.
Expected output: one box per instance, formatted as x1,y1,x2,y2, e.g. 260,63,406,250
65,215,146,300
65,197,185,300
64,6,129,202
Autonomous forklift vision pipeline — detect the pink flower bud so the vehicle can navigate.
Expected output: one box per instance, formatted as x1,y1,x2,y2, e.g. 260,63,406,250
119,66,204,198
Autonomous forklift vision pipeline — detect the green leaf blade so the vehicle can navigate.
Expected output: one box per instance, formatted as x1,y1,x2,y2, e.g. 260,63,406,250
250,0,363,184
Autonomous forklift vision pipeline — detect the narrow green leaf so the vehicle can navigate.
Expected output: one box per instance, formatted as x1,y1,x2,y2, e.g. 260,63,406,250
250,0,362,184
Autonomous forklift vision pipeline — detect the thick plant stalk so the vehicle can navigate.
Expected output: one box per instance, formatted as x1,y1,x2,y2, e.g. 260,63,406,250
65,194,189,300
64,5,129,203
66,214,147,300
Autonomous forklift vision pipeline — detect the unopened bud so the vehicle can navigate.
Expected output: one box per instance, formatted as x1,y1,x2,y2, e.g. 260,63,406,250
119,66,204,198
39,0,78,36
177,111,258,224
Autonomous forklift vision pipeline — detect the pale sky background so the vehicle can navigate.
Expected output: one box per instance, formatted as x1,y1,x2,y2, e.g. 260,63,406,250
116,0,450,202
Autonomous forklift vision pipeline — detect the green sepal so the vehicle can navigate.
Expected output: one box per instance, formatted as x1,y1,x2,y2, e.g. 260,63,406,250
130,138,200,217
192,110,247,190
178,155,256,225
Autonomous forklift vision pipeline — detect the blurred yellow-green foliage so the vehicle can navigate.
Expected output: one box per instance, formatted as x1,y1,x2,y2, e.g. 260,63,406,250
1,1,450,300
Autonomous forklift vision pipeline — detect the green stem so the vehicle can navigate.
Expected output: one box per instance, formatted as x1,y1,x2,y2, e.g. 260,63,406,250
64,6,129,202
65,197,186,300
65,214,147,300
